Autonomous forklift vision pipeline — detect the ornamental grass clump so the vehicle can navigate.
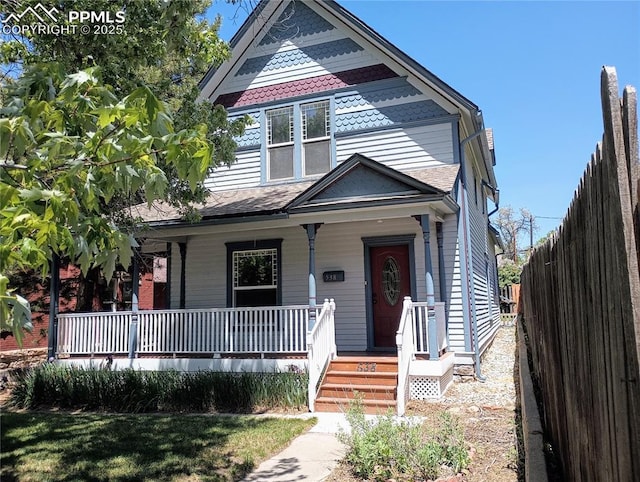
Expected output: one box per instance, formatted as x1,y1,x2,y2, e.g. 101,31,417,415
338,395,470,481
8,363,308,413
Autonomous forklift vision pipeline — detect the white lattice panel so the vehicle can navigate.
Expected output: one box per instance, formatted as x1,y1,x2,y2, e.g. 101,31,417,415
410,363,454,399
410,377,440,398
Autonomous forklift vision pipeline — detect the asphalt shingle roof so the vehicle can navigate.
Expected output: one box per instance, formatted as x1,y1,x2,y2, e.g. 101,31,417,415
133,164,459,225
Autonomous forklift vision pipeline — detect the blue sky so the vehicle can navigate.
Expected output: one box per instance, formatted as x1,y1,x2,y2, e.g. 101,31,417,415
208,0,640,242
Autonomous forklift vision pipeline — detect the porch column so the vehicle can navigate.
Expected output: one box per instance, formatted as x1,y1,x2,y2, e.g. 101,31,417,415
128,247,140,359
436,221,447,312
303,224,322,330
47,252,60,360
416,214,439,360
165,242,172,308
178,242,187,309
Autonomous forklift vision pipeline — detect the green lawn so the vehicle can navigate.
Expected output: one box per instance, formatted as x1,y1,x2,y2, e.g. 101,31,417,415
0,412,316,482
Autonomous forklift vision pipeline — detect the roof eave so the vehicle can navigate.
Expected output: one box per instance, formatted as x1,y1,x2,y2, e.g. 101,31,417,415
318,0,479,114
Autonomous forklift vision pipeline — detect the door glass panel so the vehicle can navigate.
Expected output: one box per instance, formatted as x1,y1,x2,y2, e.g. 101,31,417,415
382,256,401,306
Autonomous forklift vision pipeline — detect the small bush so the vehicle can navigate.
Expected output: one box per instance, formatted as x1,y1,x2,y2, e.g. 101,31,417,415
338,396,470,481
8,363,308,413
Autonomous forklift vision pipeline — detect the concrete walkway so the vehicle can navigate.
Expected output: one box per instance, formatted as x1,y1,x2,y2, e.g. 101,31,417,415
240,413,350,482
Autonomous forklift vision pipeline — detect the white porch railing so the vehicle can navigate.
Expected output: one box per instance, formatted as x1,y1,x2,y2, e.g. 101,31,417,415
395,296,415,416
307,299,337,412
413,301,448,356
57,305,311,356
57,311,131,355
137,306,309,354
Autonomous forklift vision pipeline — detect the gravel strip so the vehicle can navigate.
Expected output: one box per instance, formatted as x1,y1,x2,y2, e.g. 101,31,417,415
440,326,517,409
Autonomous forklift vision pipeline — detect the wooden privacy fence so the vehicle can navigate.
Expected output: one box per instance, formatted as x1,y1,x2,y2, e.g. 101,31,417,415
520,67,639,481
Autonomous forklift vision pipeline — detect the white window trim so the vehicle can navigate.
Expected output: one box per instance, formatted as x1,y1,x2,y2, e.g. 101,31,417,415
263,97,333,183
266,106,295,181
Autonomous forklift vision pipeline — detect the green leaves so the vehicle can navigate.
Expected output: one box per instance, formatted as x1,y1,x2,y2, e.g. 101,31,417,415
0,274,33,345
0,64,215,338
0,0,249,344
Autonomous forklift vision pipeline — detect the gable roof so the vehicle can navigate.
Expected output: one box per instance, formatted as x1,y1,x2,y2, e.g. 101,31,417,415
287,153,451,213
199,0,496,192
199,0,476,114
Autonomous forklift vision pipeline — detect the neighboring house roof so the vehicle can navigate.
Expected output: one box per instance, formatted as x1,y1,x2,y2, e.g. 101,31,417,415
133,158,460,227
488,223,505,251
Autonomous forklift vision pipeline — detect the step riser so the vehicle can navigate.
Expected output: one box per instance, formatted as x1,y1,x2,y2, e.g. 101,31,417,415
316,357,400,413
323,374,397,386
318,388,396,400
329,361,398,373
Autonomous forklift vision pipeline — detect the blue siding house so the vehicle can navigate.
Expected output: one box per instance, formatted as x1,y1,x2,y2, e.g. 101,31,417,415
56,0,502,414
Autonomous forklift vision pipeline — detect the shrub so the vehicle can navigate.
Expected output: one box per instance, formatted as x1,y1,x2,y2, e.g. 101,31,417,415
338,396,470,481
8,364,308,413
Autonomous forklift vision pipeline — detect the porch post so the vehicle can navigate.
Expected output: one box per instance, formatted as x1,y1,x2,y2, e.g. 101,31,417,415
303,224,322,330
47,252,60,360
436,221,447,312
416,214,439,360
178,242,187,309
128,247,140,359
165,242,172,309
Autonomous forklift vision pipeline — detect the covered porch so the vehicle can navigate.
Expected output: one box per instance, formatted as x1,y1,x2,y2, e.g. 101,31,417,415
55,301,447,361
49,155,460,413
54,298,451,414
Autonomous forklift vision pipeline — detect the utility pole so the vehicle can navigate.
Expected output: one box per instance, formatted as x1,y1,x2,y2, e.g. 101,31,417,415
529,215,534,258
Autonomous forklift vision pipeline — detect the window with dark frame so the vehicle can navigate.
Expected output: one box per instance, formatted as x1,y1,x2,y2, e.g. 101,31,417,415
233,248,277,307
226,240,282,308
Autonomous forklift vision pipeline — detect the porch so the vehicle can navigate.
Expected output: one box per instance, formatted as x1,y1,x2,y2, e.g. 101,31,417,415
55,299,452,414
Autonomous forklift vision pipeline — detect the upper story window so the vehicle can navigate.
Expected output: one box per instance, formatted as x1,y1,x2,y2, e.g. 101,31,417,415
302,101,330,176
266,99,331,182
267,106,294,180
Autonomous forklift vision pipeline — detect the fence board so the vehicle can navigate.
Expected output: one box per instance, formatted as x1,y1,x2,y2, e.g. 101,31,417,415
520,67,640,481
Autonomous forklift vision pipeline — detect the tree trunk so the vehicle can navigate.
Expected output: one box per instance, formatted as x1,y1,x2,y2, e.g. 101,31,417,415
75,267,105,312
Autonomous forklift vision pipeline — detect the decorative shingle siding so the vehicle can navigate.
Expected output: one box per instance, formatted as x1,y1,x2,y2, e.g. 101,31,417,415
214,5,397,105
335,80,423,110
335,100,449,133
237,38,363,76
215,64,397,108
234,127,261,149
228,112,260,150
258,1,335,46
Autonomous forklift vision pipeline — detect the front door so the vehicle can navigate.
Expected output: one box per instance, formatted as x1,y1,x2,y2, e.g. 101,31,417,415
370,245,412,349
